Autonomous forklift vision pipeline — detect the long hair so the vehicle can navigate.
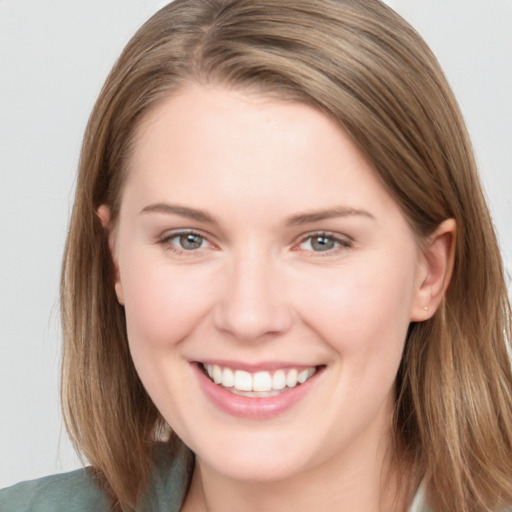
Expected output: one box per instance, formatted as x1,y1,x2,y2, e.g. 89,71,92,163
61,1,512,510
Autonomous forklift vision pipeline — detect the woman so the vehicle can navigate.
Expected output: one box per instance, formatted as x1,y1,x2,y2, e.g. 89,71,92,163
2,0,512,511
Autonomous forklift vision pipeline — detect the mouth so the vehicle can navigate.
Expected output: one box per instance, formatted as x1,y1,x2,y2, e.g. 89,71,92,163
200,363,320,397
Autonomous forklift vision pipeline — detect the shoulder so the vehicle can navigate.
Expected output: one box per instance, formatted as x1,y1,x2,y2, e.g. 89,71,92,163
0,468,110,512
0,442,192,512
408,482,431,512
140,441,192,511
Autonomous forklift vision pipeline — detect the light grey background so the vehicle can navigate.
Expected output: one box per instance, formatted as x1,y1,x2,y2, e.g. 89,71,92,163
1,0,511,488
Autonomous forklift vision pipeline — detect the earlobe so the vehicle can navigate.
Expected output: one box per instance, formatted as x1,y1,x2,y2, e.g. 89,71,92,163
97,205,111,229
410,218,456,321
97,205,125,305
114,281,125,306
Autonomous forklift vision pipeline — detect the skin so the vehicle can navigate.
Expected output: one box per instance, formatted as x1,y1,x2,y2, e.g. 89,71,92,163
99,85,455,512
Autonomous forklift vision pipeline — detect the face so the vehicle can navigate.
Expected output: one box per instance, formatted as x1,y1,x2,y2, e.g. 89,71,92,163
107,85,430,484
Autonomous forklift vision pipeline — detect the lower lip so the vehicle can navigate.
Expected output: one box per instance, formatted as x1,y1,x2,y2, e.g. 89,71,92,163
193,363,321,420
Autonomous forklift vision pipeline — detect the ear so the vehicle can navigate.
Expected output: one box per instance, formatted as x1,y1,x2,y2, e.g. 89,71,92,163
410,218,456,321
97,205,124,305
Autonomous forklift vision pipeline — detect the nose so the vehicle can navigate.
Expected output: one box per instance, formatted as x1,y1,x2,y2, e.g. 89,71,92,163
213,251,294,342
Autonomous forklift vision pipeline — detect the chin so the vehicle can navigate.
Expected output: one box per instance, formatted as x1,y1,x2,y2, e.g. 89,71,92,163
185,426,322,483
202,451,311,483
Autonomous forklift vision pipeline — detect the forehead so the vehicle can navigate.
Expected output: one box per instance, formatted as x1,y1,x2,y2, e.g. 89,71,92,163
129,85,368,179
121,84,404,229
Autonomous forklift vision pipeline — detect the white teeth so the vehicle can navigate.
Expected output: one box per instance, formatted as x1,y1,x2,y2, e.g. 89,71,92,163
286,369,298,388
213,365,223,384
203,364,317,393
234,370,253,391
221,367,234,388
253,371,272,392
298,368,315,384
272,369,286,390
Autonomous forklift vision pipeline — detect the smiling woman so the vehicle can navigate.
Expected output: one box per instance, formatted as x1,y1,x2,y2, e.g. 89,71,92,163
1,1,512,512
99,88,443,479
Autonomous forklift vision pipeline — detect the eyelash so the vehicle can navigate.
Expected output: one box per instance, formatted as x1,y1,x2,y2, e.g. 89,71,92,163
158,230,353,256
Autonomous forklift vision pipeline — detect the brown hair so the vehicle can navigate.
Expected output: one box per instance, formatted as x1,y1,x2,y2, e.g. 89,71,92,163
61,0,512,510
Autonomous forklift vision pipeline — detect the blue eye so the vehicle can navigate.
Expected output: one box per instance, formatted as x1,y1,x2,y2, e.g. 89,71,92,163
164,232,208,251
177,233,204,250
299,233,350,252
310,235,337,251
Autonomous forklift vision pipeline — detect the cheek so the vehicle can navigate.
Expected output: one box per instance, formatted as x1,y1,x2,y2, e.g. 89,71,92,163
118,253,220,414
295,251,417,358
119,252,217,352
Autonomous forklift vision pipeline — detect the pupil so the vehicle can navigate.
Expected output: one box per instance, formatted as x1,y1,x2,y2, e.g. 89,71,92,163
312,236,334,251
180,234,202,250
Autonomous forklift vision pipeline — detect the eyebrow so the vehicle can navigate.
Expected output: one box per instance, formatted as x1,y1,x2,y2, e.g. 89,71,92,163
140,202,375,226
140,203,219,224
285,206,375,226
